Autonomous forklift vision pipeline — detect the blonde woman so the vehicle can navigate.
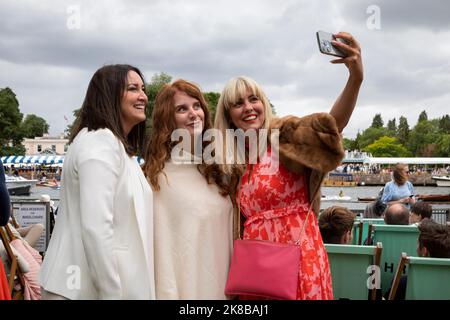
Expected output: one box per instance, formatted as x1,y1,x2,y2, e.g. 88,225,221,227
215,32,363,299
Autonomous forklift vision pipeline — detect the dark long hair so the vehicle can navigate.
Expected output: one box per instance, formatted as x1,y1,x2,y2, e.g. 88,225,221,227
70,64,146,156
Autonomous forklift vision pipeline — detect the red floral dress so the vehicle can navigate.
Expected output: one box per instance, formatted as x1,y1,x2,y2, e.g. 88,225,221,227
238,149,333,300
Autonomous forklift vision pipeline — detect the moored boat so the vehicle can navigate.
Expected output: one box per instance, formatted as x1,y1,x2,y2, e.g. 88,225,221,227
416,194,450,202
432,176,450,187
5,175,38,195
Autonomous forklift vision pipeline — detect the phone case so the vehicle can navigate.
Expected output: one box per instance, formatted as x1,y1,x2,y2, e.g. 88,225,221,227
316,31,347,58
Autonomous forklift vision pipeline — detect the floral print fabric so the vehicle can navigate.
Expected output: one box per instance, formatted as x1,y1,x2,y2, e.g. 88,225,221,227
238,150,333,300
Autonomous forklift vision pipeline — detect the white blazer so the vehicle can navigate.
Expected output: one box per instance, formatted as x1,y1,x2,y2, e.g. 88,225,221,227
39,128,155,299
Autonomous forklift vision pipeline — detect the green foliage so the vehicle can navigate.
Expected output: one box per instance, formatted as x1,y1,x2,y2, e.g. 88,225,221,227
357,127,387,150
438,115,450,134
343,137,358,151
408,119,441,156
396,116,410,145
435,134,450,156
371,113,384,128
0,87,25,156
21,114,49,138
203,92,220,123
364,136,412,157
418,110,428,123
386,118,396,137
145,72,172,130
64,108,80,139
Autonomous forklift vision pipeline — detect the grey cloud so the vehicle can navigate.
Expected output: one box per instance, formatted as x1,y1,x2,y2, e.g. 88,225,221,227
0,0,449,138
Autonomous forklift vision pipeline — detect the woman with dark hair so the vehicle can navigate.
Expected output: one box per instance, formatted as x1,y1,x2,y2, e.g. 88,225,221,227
381,163,415,207
143,79,233,299
39,64,155,300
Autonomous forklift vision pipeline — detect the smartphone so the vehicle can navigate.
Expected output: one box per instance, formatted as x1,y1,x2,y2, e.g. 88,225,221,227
316,31,347,58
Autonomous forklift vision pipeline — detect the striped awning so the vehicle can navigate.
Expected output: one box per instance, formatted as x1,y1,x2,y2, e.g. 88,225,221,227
2,155,144,165
1,155,65,164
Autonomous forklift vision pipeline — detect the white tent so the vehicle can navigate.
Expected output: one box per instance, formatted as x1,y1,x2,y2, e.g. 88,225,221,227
363,157,450,165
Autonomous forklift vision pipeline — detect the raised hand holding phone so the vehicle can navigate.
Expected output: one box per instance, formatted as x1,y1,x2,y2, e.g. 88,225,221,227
328,32,363,82
323,31,364,132
316,31,347,58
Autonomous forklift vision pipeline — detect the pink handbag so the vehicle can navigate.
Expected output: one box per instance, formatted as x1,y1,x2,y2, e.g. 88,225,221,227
225,197,315,300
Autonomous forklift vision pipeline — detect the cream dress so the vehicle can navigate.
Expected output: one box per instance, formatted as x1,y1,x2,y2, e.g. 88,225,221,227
153,159,233,299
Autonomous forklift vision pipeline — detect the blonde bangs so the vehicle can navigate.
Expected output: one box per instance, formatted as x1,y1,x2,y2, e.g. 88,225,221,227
221,76,273,130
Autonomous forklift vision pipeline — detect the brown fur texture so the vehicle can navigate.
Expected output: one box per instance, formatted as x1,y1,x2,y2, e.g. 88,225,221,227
233,113,345,239
270,113,344,174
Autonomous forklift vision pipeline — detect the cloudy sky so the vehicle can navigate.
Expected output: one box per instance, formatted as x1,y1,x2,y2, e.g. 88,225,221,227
1,0,449,138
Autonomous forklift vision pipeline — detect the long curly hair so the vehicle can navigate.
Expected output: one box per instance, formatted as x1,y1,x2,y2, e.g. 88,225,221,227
142,79,229,195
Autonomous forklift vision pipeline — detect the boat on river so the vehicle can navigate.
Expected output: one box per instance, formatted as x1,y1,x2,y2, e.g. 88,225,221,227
5,175,39,196
432,176,450,187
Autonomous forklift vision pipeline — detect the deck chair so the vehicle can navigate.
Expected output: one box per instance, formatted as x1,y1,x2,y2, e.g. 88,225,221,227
389,253,450,300
325,242,383,300
352,218,384,245
352,220,363,245
372,224,419,295
0,225,25,299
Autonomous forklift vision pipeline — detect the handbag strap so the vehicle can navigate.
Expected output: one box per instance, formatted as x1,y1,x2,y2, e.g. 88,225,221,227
294,196,316,245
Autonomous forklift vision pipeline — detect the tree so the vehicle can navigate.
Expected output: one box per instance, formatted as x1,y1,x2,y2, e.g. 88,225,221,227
386,118,396,136
438,115,450,134
343,138,358,151
364,136,411,157
203,92,220,123
357,127,386,150
396,116,410,146
418,110,428,123
436,134,450,157
0,87,25,155
145,72,172,130
21,114,49,138
371,113,383,128
64,108,80,139
408,120,440,156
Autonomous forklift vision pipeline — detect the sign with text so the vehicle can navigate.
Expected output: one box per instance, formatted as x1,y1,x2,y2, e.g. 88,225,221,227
11,201,50,252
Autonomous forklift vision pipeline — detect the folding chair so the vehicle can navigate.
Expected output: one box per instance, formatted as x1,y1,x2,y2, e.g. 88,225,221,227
325,242,383,300
0,225,25,299
372,224,419,295
352,220,363,245
352,218,385,245
389,253,450,300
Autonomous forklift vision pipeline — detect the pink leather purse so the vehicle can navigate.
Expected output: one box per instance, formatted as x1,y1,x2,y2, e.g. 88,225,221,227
225,198,315,300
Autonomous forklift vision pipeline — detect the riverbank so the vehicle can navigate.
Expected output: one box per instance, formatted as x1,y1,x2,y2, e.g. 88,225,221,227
326,172,442,186
11,185,450,213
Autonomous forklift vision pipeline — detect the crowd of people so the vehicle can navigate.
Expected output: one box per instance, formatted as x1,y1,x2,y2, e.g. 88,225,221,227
333,164,450,175
1,29,449,301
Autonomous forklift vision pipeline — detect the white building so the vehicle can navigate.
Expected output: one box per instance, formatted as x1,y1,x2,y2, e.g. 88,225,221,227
23,134,69,155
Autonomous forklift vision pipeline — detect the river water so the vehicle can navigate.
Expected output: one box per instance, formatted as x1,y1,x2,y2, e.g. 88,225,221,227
11,185,450,212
